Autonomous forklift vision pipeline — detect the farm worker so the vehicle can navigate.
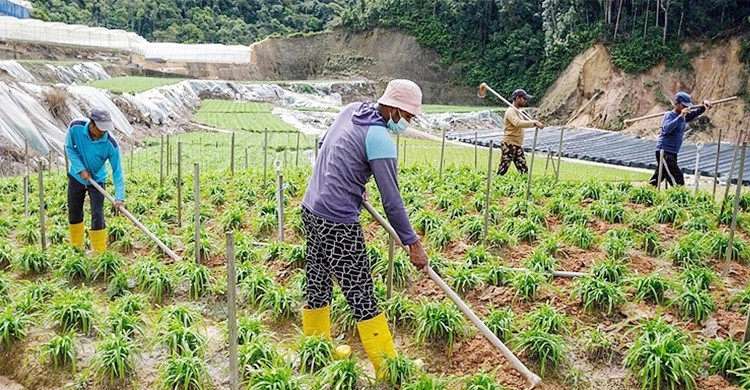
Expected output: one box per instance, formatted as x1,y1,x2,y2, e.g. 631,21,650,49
497,89,544,176
65,107,125,253
301,79,429,376
649,91,712,187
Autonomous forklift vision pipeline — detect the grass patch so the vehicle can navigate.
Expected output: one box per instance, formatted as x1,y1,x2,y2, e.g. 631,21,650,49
86,76,184,94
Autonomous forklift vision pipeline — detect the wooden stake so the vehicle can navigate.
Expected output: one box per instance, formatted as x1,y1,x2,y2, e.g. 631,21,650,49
277,164,284,242
525,128,539,200
177,142,182,228
713,129,722,200
230,132,235,176
439,127,447,179
725,142,746,276
159,135,164,188
295,132,300,167
657,149,665,190
483,141,494,245
194,163,200,264
38,161,46,251
226,232,238,390
474,132,478,170
387,236,394,300
263,129,269,191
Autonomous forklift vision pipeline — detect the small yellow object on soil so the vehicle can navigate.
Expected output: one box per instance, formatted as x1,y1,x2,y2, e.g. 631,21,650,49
335,345,351,359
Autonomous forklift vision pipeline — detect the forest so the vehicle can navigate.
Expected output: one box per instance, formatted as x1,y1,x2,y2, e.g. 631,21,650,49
29,0,750,95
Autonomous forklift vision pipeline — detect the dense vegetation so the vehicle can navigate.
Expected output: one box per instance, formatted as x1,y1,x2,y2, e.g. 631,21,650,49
29,0,355,45
30,0,750,97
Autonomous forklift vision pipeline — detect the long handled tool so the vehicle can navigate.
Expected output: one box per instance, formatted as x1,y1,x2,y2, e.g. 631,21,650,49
362,201,543,389
87,179,181,262
478,83,540,200
623,96,738,126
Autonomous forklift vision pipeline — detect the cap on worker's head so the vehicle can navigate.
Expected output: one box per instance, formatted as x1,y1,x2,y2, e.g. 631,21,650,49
511,89,533,100
675,91,693,107
89,107,114,132
377,79,423,116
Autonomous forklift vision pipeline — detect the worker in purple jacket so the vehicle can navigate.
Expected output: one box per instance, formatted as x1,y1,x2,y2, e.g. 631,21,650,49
649,91,712,187
300,79,428,377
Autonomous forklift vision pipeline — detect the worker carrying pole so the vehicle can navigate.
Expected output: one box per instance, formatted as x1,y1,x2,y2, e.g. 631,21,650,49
65,107,126,253
497,89,544,176
300,79,429,378
649,91,712,188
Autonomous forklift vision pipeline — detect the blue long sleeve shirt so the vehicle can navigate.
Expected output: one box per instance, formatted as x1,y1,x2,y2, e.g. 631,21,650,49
302,102,419,246
65,119,126,201
655,106,706,154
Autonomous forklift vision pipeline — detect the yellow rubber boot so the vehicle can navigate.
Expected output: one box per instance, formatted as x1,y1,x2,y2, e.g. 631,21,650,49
90,229,107,254
69,223,85,249
302,306,331,339
357,313,396,379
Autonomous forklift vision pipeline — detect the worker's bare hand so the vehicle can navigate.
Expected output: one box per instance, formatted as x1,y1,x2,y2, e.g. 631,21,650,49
680,108,691,117
703,100,712,110
79,170,91,181
408,240,429,272
534,121,544,129
363,191,369,201
114,201,124,211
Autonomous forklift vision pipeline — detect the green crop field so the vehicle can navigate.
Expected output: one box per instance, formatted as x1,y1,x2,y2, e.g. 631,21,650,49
193,99,298,133
199,100,272,113
2,131,750,389
86,76,185,94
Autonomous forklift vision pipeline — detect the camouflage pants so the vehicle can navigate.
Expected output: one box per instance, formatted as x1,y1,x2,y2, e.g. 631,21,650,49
497,142,528,175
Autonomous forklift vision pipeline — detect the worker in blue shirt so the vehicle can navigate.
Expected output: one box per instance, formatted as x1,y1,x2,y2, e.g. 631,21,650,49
649,91,712,187
65,107,125,253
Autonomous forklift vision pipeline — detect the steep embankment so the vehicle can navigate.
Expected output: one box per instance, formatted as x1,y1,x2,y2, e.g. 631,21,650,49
539,40,749,142
247,28,477,105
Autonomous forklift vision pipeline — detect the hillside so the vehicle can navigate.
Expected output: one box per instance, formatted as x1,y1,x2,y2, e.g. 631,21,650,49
540,39,750,141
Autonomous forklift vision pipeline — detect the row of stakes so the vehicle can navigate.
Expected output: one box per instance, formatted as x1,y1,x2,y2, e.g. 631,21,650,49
16,126,750,388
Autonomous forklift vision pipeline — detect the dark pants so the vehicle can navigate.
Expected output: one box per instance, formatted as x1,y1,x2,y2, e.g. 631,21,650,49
302,207,378,322
649,151,684,187
67,174,106,230
497,141,528,176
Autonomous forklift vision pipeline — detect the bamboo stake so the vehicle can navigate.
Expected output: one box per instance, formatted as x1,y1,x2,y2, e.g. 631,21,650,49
38,161,46,251
439,127,446,179
226,232,238,390
657,150,665,190
713,129,722,200
719,131,745,223
725,142,746,276
177,142,182,228
483,141,494,245
194,164,200,264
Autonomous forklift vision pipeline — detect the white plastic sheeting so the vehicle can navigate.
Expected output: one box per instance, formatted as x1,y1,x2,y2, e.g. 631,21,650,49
272,108,334,136
131,80,343,127
0,82,63,155
48,62,111,84
67,86,132,136
415,110,503,133
0,60,36,83
0,16,252,63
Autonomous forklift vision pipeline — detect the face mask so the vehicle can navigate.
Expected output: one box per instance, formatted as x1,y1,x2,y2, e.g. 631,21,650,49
386,110,409,134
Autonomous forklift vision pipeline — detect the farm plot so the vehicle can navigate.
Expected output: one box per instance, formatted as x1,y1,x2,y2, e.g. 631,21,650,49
1,135,750,390
194,100,297,133
199,100,272,113
86,76,185,94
